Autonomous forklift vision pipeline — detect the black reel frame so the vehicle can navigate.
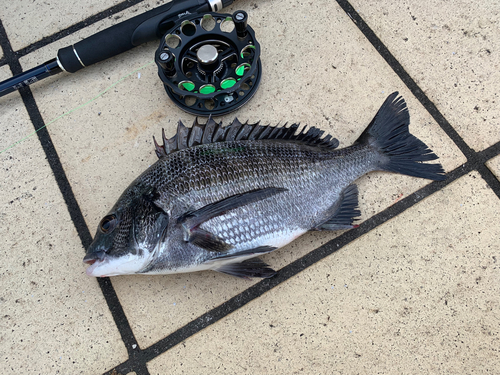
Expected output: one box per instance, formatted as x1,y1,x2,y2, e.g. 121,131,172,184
155,10,261,116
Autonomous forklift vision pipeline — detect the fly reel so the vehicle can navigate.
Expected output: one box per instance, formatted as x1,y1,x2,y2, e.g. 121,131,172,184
155,11,261,116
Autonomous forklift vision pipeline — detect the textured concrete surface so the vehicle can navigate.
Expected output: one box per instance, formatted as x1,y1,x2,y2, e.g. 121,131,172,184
349,0,500,152
0,0,123,50
0,69,128,372
149,172,500,374
0,0,498,374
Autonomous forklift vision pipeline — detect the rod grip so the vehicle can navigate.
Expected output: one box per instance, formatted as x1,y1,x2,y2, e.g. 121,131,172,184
57,0,209,73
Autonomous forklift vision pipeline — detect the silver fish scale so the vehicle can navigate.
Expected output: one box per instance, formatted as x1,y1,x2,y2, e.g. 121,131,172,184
146,139,376,256
156,141,323,206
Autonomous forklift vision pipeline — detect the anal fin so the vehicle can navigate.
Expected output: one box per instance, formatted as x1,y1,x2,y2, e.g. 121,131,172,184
215,258,277,279
314,184,360,231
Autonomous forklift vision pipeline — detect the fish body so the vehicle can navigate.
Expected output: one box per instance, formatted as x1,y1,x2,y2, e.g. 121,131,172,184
84,92,445,278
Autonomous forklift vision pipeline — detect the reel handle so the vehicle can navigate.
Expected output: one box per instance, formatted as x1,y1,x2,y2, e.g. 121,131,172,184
58,0,219,73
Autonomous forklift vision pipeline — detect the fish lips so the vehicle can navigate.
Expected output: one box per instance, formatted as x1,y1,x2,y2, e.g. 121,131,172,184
83,250,106,263
83,238,157,277
83,250,107,276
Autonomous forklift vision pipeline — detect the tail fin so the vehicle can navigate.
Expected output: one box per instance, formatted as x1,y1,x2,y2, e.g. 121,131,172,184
357,92,446,181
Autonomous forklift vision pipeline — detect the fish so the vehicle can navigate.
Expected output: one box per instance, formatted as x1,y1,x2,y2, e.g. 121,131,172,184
83,92,445,278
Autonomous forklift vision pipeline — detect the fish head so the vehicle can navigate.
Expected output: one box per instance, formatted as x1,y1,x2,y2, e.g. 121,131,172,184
83,185,169,277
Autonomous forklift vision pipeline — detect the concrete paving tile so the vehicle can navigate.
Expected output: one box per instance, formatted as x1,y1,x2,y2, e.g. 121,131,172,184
349,0,500,152
0,0,122,51
486,154,500,181
0,67,128,373
14,0,465,348
0,65,10,81
148,171,500,374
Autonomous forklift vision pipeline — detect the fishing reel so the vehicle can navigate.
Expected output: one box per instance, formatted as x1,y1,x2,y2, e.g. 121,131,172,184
155,10,261,116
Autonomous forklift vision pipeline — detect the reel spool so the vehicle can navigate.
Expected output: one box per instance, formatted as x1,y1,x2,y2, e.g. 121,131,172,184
155,11,261,116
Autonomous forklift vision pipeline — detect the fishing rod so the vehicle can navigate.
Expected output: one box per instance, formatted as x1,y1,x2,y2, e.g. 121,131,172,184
0,0,235,97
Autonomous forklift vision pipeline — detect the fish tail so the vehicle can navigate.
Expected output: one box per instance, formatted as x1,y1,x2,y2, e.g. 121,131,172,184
356,92,446,180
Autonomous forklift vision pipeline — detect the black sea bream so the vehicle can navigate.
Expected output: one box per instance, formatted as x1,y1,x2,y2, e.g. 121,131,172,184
83,92,445,278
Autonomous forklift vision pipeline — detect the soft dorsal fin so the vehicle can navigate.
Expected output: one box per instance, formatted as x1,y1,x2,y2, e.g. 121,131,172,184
153,117,340,159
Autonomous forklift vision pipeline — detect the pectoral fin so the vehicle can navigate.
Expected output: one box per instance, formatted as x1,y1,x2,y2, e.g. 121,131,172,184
180,187,287,227
188,227,233,252
179,187,287,252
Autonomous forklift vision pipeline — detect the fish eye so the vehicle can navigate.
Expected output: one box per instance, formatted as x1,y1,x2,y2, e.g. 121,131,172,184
99,215,117,233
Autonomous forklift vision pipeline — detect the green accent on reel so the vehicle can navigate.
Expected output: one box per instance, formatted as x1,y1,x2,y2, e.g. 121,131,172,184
235,63,251,76
240,45,256,58
179,81,195,91
221,78,236,89
235,66,245,76
200,85,216,94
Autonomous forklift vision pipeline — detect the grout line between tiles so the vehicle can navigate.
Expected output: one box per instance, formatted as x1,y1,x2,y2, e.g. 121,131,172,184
335,0,475,160
20,64,147,375
105,145,497,373
97,278,149,373
0,17,145,374
477,163,500,200
1,2,500,374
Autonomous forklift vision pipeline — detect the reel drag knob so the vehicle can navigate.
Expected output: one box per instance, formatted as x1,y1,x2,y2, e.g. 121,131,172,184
196,44,219,71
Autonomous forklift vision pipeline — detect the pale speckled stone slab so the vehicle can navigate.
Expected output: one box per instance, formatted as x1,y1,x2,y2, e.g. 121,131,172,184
0,0,123,51
148,172,500,374
0,67,128,373
349,0,500,152
16,0,465,348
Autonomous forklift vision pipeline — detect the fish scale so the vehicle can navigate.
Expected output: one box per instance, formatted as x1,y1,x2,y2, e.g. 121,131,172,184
166,143,325,208
156,141,360,255
83,93,445,278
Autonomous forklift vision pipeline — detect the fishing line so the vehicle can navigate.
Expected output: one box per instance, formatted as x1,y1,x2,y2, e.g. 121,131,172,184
0,60,155,155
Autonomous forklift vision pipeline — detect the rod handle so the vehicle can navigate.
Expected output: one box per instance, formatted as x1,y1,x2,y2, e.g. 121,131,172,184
57,0,213,73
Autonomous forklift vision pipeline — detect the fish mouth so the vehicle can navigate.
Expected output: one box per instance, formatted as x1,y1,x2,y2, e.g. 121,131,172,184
83,250,152,277
83,250,106,263
83,251,109,277
84,258,107,277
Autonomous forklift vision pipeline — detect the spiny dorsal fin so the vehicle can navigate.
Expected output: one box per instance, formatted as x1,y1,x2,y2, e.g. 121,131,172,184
153,116,340,159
